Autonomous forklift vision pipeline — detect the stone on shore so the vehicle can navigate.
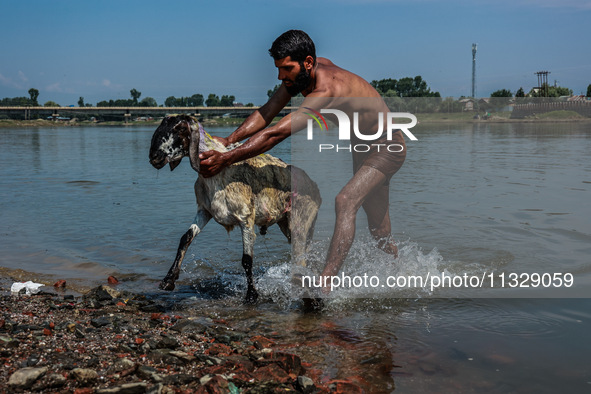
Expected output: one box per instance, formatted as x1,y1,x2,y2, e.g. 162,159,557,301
71,368,99,385
8,366,48,389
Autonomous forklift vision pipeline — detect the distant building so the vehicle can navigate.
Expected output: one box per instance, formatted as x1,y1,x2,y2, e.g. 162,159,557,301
459,98,475,111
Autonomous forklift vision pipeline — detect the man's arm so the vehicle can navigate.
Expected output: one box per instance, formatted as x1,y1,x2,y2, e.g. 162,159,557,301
199,89,333,177
223,85,292,145
199,112,294,177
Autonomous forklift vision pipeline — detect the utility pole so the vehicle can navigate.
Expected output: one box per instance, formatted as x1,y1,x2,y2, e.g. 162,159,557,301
535,71,550,97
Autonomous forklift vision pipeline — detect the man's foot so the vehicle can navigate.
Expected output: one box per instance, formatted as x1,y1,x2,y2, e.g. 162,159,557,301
377,238,398,257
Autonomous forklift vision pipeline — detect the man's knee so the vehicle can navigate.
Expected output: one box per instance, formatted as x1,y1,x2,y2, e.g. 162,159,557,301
334,192,361,215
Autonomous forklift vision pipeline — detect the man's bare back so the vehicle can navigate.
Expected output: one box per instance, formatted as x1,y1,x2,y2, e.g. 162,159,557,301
312,57,383,99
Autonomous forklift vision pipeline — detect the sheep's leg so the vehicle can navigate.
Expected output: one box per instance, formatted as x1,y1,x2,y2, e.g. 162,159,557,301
291,200,319,268
277,217,291,243
240,224,258,304
159,209,211,291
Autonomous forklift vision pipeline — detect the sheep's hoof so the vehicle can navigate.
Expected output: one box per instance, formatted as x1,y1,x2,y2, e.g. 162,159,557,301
159,280,176,291
244,288,259,304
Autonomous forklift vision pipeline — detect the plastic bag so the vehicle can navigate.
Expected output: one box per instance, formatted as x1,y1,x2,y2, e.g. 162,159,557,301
11,281,45,295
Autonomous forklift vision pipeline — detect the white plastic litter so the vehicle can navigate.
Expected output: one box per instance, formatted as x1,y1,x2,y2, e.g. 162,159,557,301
11,281,45,295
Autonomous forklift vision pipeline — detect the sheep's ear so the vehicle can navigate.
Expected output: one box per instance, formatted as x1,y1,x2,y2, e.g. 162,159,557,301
188,121,200,173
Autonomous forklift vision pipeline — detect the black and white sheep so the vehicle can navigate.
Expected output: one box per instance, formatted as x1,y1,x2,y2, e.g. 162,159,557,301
149,114,321,303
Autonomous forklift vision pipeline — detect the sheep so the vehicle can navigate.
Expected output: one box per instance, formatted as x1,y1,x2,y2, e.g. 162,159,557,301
149,114,321,303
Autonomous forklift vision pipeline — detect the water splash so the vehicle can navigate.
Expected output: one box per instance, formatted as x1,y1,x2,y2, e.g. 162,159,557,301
251,237,449,310
182,235,513,310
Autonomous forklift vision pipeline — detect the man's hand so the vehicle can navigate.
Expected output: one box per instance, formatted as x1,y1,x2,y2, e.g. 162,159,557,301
199,150,227,178
211,135,230,147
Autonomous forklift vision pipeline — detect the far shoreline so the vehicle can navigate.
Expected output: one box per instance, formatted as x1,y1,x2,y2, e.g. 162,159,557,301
1,112,590,129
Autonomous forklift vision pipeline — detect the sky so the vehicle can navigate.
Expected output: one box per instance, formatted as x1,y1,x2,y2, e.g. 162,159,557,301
1,0,590,106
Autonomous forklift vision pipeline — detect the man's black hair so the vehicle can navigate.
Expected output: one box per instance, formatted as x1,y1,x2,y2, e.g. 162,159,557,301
269,30,316,63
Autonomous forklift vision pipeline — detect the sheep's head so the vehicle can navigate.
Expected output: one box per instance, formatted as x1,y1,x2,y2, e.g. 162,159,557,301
149,114,200,171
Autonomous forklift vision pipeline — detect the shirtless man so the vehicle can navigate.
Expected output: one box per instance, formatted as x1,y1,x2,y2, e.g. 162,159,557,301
199,30,406,294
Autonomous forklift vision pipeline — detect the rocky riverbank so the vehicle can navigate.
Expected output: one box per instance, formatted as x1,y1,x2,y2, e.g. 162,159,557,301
0,280,358,393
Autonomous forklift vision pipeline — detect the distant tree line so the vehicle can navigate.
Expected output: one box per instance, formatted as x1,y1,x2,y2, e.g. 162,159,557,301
266,75,441,102
0,88,245,108
165,94,204,107
2,80,590,111
205,94,236,107
492,84,574,98
370,76,441,98
97,89,158,107
0,88,40,106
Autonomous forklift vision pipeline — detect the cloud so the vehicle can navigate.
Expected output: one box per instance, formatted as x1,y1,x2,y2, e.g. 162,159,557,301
45,82,62,92
18,71,28,83
100,78,123,91
45,82,75,94
0,72,23,89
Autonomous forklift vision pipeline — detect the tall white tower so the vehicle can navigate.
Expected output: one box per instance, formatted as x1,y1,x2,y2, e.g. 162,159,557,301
472,43,477,98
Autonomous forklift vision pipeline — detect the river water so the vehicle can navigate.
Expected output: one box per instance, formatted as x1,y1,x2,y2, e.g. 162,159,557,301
1,122,590,392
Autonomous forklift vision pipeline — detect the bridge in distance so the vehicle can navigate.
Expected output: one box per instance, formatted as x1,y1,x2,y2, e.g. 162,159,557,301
0,106,294,121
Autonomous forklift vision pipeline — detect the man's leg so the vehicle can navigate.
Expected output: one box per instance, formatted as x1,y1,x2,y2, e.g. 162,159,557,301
362,181,399,257
321,165,387,281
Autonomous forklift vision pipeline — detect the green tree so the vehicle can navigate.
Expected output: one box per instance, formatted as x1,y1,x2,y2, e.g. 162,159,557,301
139,97,158,107
130,88,141,105
528,84,572,98
489,89,513,109
219,95,235,106
78,97,85,107
370,78,397,95
491,89,512,97
205,93,220,107
548,85,572,97
44,101,60,107
28,88,39,106
515,87,525,97
165,96,178,107
371,76,439,97
0,96,32,106
188,94,204,106
383,89,398,97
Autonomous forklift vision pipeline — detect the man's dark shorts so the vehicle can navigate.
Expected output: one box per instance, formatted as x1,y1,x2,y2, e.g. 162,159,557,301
352,130,406,183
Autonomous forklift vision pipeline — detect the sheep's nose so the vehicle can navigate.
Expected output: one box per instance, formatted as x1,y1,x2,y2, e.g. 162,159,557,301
149,151,167,169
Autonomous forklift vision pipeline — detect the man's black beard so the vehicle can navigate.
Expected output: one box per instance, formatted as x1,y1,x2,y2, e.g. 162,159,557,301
285,68,311,96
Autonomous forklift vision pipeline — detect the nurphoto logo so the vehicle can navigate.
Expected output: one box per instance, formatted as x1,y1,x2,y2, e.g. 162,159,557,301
305,109,418,152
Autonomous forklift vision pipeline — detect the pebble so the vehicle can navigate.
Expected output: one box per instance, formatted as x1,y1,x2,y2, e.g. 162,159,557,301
297,375,316,393
96,382,148,394
136,365,164,383
43,372,68,388
0,285,331,392
8,366,48,389
71,368,99,385
90,316,112,328
109,357,136,373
